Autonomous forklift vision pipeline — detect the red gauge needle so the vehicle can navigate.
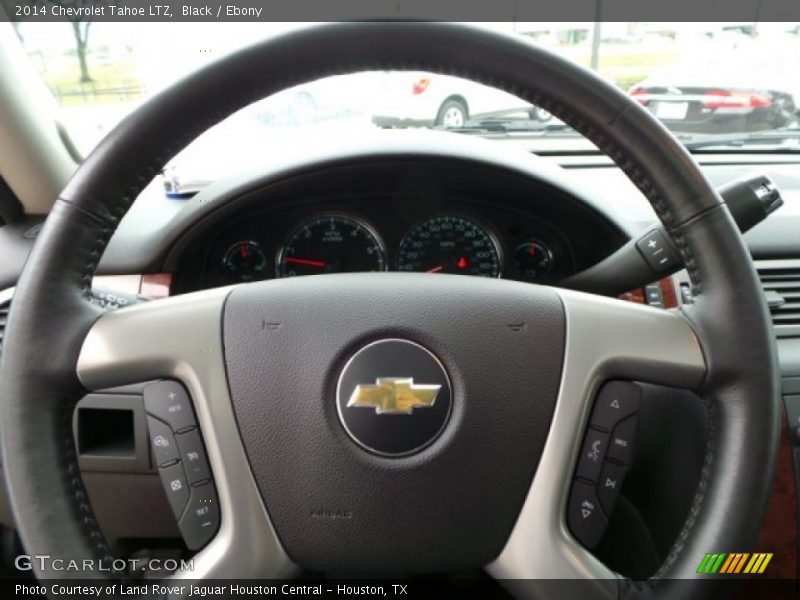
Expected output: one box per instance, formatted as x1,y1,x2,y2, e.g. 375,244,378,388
286,257,327,268
426,265,444,273
240,242,247,258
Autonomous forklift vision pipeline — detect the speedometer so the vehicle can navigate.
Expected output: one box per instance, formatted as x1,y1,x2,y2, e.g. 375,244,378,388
276,214,387,277
397,215,502,277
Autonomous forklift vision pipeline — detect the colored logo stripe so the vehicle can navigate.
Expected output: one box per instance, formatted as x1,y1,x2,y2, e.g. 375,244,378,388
697,553,773,575
697,553,726,574
746,553,773,574
719,553,736,573
726,554,748,574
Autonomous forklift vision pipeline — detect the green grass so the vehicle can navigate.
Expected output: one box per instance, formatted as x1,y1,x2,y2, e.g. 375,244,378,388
557,46,682,90
37,60,143,106
597,49,680,69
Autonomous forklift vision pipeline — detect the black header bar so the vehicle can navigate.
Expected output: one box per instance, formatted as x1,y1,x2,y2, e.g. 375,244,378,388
2,0,800,23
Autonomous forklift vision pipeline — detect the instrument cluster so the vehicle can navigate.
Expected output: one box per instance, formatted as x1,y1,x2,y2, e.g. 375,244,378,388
168,156,627,296
213,208,564,286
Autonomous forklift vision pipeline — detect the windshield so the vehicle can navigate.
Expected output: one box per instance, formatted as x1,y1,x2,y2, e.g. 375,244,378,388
14,21,800,184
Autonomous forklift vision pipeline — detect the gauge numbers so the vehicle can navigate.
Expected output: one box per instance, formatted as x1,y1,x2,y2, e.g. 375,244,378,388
397,215,502,278
276,215,387,277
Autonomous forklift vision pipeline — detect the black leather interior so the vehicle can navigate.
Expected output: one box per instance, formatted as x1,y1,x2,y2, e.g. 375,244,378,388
0,22,780,595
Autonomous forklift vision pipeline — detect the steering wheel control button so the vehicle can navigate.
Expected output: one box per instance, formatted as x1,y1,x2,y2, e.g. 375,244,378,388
147,416,179,467
644,283,665,307
607,416,638,465
575,429,610,483
336,339,452,456
597,461,628,514
568,480,608,549
158,461,190,518
144,380,197,433
571,382,641,542
176,429,211,485
636,229,680,273
179,481,220,550
590,381,642,432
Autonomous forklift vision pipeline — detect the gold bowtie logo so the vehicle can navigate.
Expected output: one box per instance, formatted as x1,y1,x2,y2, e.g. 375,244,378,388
348,378,441,415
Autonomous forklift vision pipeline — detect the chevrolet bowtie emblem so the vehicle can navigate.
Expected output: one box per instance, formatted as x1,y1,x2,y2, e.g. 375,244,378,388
348,378,441,415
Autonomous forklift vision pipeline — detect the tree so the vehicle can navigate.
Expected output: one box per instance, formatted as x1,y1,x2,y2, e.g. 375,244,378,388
70,19,92,82
44,0,104,83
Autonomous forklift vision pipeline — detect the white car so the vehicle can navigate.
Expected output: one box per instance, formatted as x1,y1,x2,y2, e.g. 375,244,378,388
368,71,551,128
237,71,550,130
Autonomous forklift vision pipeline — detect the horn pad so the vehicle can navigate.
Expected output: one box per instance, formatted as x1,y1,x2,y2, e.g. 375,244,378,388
223,274,565,573
336,339,453,457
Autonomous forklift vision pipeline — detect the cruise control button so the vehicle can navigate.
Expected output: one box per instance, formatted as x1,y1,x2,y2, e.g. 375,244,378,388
144,381,196,432
158,461,189,519
568,480,608,549
176,428,211,485
575,429,609,483
179,481,220,550
597,461,628,515
607,416,638,465
147,416,179,467
636,229,680,273
590,381,641,431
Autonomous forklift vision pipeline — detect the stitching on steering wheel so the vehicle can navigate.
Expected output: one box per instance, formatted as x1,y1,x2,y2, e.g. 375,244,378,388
653,395,717,582
61,402,117,568
75,98,251,296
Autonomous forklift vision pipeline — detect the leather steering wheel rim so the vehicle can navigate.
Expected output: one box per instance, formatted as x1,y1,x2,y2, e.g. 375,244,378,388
0,22,779,597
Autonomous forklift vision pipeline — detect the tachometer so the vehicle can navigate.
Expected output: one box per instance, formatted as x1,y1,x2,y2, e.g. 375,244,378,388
222,240,268,281
397,215,502,277
276,214,387,277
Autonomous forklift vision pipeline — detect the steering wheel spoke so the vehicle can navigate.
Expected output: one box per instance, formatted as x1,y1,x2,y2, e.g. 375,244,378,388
77,288,296,579
486,289,706,594
556,289,707,388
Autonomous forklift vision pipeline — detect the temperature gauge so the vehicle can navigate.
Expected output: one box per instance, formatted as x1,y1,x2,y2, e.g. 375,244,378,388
222,240,268,281
513,241,553,281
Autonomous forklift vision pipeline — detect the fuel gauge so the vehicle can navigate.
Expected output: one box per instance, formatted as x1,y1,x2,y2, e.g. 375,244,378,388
222,240,268,281
513,240,553,281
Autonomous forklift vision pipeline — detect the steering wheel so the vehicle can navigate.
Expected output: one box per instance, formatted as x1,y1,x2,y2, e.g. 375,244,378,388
0,23,779,598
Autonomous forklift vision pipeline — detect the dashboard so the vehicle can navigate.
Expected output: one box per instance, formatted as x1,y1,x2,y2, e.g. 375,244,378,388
167,157,628,294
